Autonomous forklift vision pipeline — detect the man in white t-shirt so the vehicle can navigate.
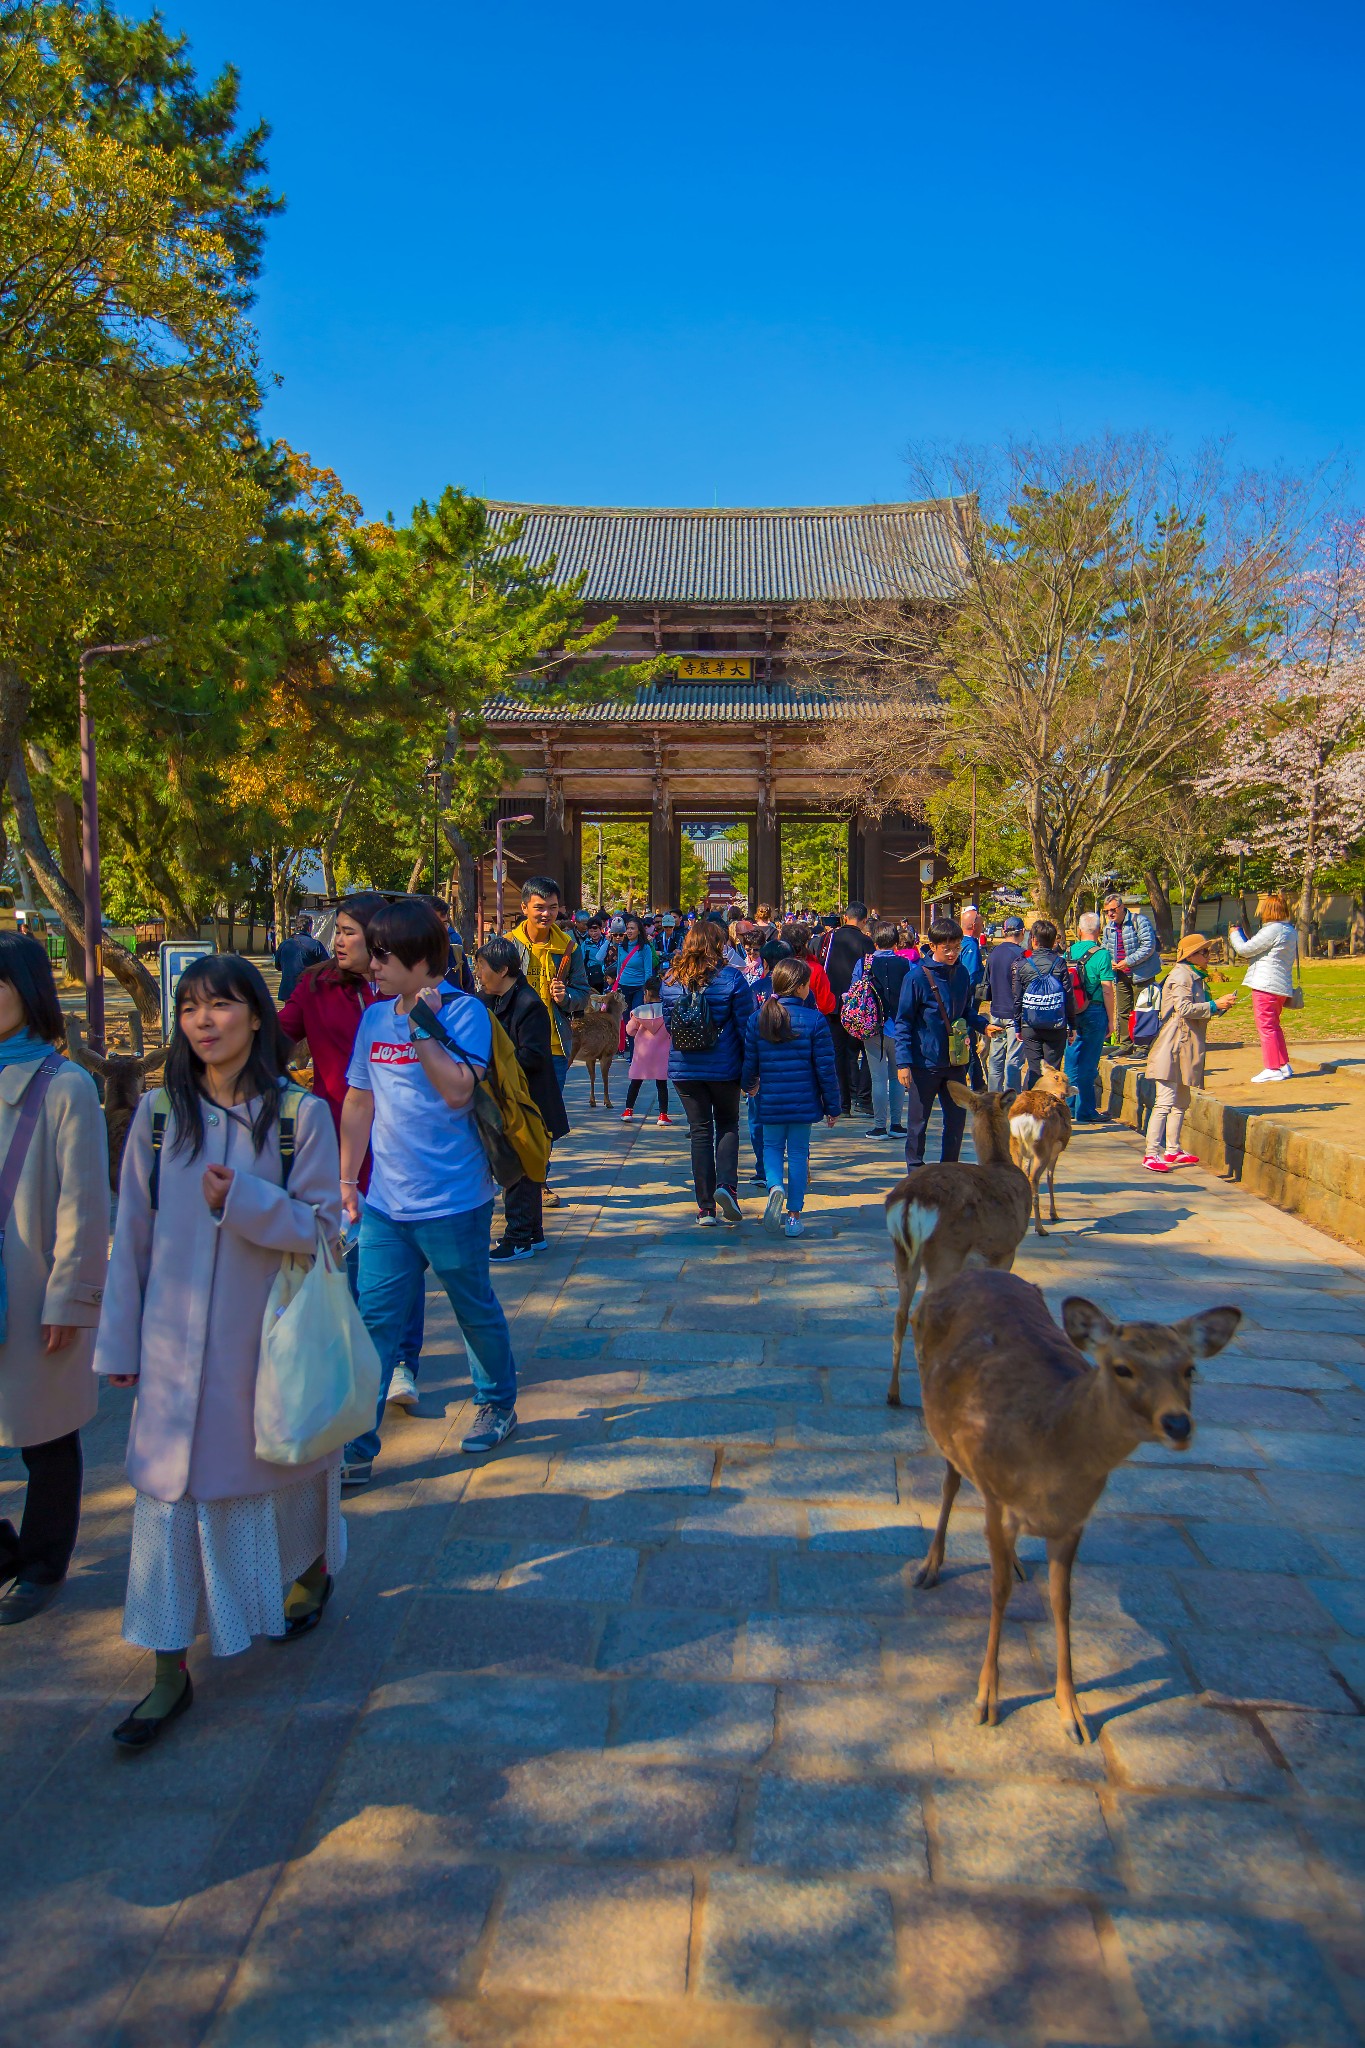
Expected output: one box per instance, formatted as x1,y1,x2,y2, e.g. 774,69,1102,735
338,897,517,1484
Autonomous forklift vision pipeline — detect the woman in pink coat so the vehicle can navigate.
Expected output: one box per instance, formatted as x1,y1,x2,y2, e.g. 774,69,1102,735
621,976,671,1124
95,955,343,1748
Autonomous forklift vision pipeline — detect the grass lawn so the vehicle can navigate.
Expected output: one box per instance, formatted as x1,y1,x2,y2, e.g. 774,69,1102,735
1205,955,1365,1043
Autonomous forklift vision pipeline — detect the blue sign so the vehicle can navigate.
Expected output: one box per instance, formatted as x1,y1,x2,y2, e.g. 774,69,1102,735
159,941,216,1037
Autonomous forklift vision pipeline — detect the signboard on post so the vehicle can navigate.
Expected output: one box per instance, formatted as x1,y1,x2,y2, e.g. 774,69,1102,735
159,941,215,1039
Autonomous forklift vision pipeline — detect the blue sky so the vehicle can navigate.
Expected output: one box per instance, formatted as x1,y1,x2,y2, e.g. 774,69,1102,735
151,0,1362,517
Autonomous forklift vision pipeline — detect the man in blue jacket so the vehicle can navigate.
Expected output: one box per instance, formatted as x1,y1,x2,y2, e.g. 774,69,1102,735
893,916,983,1168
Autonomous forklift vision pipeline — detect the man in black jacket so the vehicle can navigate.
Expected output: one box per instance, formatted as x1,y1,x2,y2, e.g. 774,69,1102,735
824,902,875,1115
1010,917,1078,1086
474,936,570,1260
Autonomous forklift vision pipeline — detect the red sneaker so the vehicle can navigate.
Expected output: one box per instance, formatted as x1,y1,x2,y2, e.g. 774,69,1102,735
656,1113,672,1125
1142,1155,1173,1173
1164,1151,1199,1166
620,1109,634,1121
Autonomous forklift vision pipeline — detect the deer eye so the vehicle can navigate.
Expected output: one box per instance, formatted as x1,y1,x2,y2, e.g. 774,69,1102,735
1112,1365,1134,1380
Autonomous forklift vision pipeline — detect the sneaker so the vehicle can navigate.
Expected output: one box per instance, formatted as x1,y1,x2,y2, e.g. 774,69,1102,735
387,1364,419,1408
461,1405,517,1455
1276,1063,1293,1080
621,1108,634,1120
1142,1156,1173,1174
890,1124,907,1137
714,1185,742,1225
763,1184,787,1237
1164,1151,1200,1166
490,1239,533,1262
656,1113,672,1125
697,1210,719,1227
749,1173,769,1187
527,1234,547,1254
867,1125,887,1137
340,1458,373,1489
1249,1068,1278,1084
784,1212,805,1237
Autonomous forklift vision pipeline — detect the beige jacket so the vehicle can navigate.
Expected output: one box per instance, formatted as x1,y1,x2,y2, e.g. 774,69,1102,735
1145,962,1217,1090
0,1056,110,1449
94,1087,342,1503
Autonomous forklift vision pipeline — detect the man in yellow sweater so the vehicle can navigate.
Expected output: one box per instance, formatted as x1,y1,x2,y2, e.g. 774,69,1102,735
509,876,589,1206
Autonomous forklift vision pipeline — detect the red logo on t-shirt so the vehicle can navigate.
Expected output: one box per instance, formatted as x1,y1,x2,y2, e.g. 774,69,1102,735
370,1040,419,1066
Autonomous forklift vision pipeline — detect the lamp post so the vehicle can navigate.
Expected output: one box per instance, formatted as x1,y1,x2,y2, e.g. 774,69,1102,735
596,824,606,912
77,638,161,1053
494,814,534,933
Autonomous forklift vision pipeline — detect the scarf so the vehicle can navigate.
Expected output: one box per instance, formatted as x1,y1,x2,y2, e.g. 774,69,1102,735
0,1028,50,1067
513,920,575,1054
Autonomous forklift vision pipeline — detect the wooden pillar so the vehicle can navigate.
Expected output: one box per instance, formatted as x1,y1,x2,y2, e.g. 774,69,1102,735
756,810,779,909
562,804,582,910
859,815,884,917
544,804,565,894
649,733,672,910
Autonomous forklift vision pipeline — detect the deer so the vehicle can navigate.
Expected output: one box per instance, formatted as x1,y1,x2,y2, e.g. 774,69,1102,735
885,1083,1031,1408
66,1013,168,1189
912,1268,1240,1744
1008,1062,1073,1236
568,989,625,1108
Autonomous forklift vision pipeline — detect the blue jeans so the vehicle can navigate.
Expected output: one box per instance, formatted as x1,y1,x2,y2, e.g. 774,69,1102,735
346,1200,517,1465
761,1121,813,1213
1064,1000,1108,1121
866,1033,904,1128
345,1236,425,1367
747,1094,765,1177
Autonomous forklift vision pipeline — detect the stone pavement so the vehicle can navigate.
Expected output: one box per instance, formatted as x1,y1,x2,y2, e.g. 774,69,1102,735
4,1078,1365,2048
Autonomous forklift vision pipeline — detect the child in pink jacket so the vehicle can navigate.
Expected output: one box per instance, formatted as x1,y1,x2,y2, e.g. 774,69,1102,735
623,976,671,1123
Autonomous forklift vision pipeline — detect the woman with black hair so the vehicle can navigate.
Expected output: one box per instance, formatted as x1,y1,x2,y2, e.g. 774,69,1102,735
95,954,344,1747
0,934,109,1625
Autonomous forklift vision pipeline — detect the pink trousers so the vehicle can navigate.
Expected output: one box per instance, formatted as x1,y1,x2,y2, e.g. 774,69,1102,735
1251,990,1289,1069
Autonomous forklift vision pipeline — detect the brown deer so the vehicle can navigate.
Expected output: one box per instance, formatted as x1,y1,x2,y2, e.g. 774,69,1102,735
67,1014,168,1188
568,990,625,1108
912,1269,1239,1743
1008,1063,1073,1236
885,1083,1031,1407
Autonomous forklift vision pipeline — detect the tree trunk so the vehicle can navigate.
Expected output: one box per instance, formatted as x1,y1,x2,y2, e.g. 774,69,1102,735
1143,868,1175,949
7,759,160,1024
1182,878,1205,936
26,748,86,983
0,661,32,873
406,856,424,893
319,780,357,899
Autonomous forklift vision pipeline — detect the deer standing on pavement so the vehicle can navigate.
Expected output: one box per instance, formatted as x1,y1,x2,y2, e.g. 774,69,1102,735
1008,1063,1072,1236
912,1269,1239,1743
884,1083,1031,1407
568,990,624,1108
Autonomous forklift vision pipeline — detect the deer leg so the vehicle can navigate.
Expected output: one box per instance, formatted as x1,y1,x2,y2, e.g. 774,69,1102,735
588,1059,598,1108
1031,1163,1047,1237
602,1057,613,1109
1047,1159,1059,1223
887,1251,921,1406
976,1495,1014,1727
1047,1529,1089,1744
914,1461,960,1588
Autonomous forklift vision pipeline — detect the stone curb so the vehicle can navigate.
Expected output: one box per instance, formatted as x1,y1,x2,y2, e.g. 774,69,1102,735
1099,1054,1365,1251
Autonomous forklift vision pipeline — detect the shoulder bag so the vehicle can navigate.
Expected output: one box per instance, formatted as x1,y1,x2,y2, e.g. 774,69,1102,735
0,1053,63,1343
917,966,970,1069
1288,935,1305,1011
255,1221,382,1465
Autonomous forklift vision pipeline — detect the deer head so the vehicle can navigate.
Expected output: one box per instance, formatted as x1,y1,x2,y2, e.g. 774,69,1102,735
1061,1298,1242,1449
946,1081,1017,1168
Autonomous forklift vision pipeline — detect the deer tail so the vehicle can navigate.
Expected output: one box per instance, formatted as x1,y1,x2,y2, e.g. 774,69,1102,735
886,1194,941,1262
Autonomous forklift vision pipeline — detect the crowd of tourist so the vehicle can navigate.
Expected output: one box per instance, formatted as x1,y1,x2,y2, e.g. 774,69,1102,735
0,876,1293,1749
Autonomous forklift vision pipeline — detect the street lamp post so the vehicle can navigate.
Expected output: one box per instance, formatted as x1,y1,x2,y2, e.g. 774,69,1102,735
494,813,534,933
78,638,161,1053
596,825,606,911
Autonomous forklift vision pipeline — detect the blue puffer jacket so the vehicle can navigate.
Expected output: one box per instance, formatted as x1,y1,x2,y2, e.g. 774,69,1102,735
893,958,983,1070
741,998,841,1124
661,964,755,1081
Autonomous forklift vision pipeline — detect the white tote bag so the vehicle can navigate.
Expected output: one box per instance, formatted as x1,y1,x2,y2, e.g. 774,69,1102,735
254,1223,382,1466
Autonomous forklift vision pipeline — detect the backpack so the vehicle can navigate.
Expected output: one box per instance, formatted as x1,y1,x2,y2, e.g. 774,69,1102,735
840,969,883,1041
666,983,722,1052
1020,956,1069,1032
1129,978,1165,1049
443,1011,552,1187
1064,944,1099,1017
149,1083,306,1210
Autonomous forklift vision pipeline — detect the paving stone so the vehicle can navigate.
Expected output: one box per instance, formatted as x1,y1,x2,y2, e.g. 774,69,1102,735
1111,1907,1358,2047
1309,1577,1365,1635
482,1867,694,1997
720,1449,899,1503
1064,1563,1192,1630
547,1443,716,1495
1329,1638,1365,1697
1117,1792,1323,1909
608,1329,765,1364
1177,1568,1339,1636
1314,1530,1365,1579
1262,1710,1365,1798
1098,1467,1272,1520
426,1539,515,1593
777,1552,907,1616
1198,1385,1336,1430
931,1778,1119,1890
792,1404,928,1450
439,1753,738,1859
742,1615,883,1682
1096,1693,1284,1792
357,1675,611,1756
445,1493,585,1543
499,1542,639,1602
577,1490,696,1541
888,1894,1127,2041
1301,1813,1365,1916
638,1545,774,1610
1188,1519,1333,1573
1131,1425,1266,1468
698,1871,898,2015
387,1596,597,1678
1250,1428,1365,1475
206,1985,448,2047
881,1615,1041,1700
929,1693,1108,1782
750,1773,929,1876
612,1680,776,1761
1180,1631,1358,1710
638,1362,820,1400
775,1685,938,1776
1075,1517,1200,1568
605,1398,779,1444
596,1610,741,1679
1258,1468,1365,1529
806,1506,929,1556
676,1497,806,1547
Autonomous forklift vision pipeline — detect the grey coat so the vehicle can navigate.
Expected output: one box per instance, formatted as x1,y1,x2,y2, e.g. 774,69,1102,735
93,1088,342,1503
1145,962,1217,1089
0,1057,109,1449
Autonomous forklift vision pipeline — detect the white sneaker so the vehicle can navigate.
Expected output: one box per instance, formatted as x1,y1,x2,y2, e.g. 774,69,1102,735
1249,1068,1280,1084
1276,1063,1293,1079
763,1185,787,1237
387,1365,419,1409
784,1213,805,1238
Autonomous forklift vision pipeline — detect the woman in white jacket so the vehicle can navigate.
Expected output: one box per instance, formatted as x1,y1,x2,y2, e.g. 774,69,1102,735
1229,891,1298,1083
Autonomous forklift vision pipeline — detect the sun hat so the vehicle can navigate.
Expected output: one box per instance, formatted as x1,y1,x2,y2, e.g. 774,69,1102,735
1176,933,1212,962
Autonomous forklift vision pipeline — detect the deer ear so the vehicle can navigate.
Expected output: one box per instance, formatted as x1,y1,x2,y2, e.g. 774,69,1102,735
1174,1306,1242,1358
1062,1297,1117,1352
946,1081,978,1111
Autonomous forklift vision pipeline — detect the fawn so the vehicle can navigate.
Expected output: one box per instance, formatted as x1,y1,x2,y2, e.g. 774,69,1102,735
884,1083,1031,1407
568,990,625,1108
1008,1063,1072,1236
912,1269,1239,1743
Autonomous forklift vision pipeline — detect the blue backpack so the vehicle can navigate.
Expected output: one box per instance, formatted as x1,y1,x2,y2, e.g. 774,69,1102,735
1020,958,1068,1032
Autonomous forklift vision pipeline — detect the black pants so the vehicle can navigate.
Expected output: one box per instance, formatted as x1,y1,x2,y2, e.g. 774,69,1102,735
829,1016,870,1114
502,1175,543,1249
1021,1025,1067,1087
0,1430,82,1585
903,1065,969,1167
625,1078,669,1114
674,1080,742,1211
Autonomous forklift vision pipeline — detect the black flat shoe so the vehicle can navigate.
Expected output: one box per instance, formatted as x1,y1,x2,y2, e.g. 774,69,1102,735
112,1671,194,1749
276,1574,333,1642
0,1519,19,1586
0,1575,63,1625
